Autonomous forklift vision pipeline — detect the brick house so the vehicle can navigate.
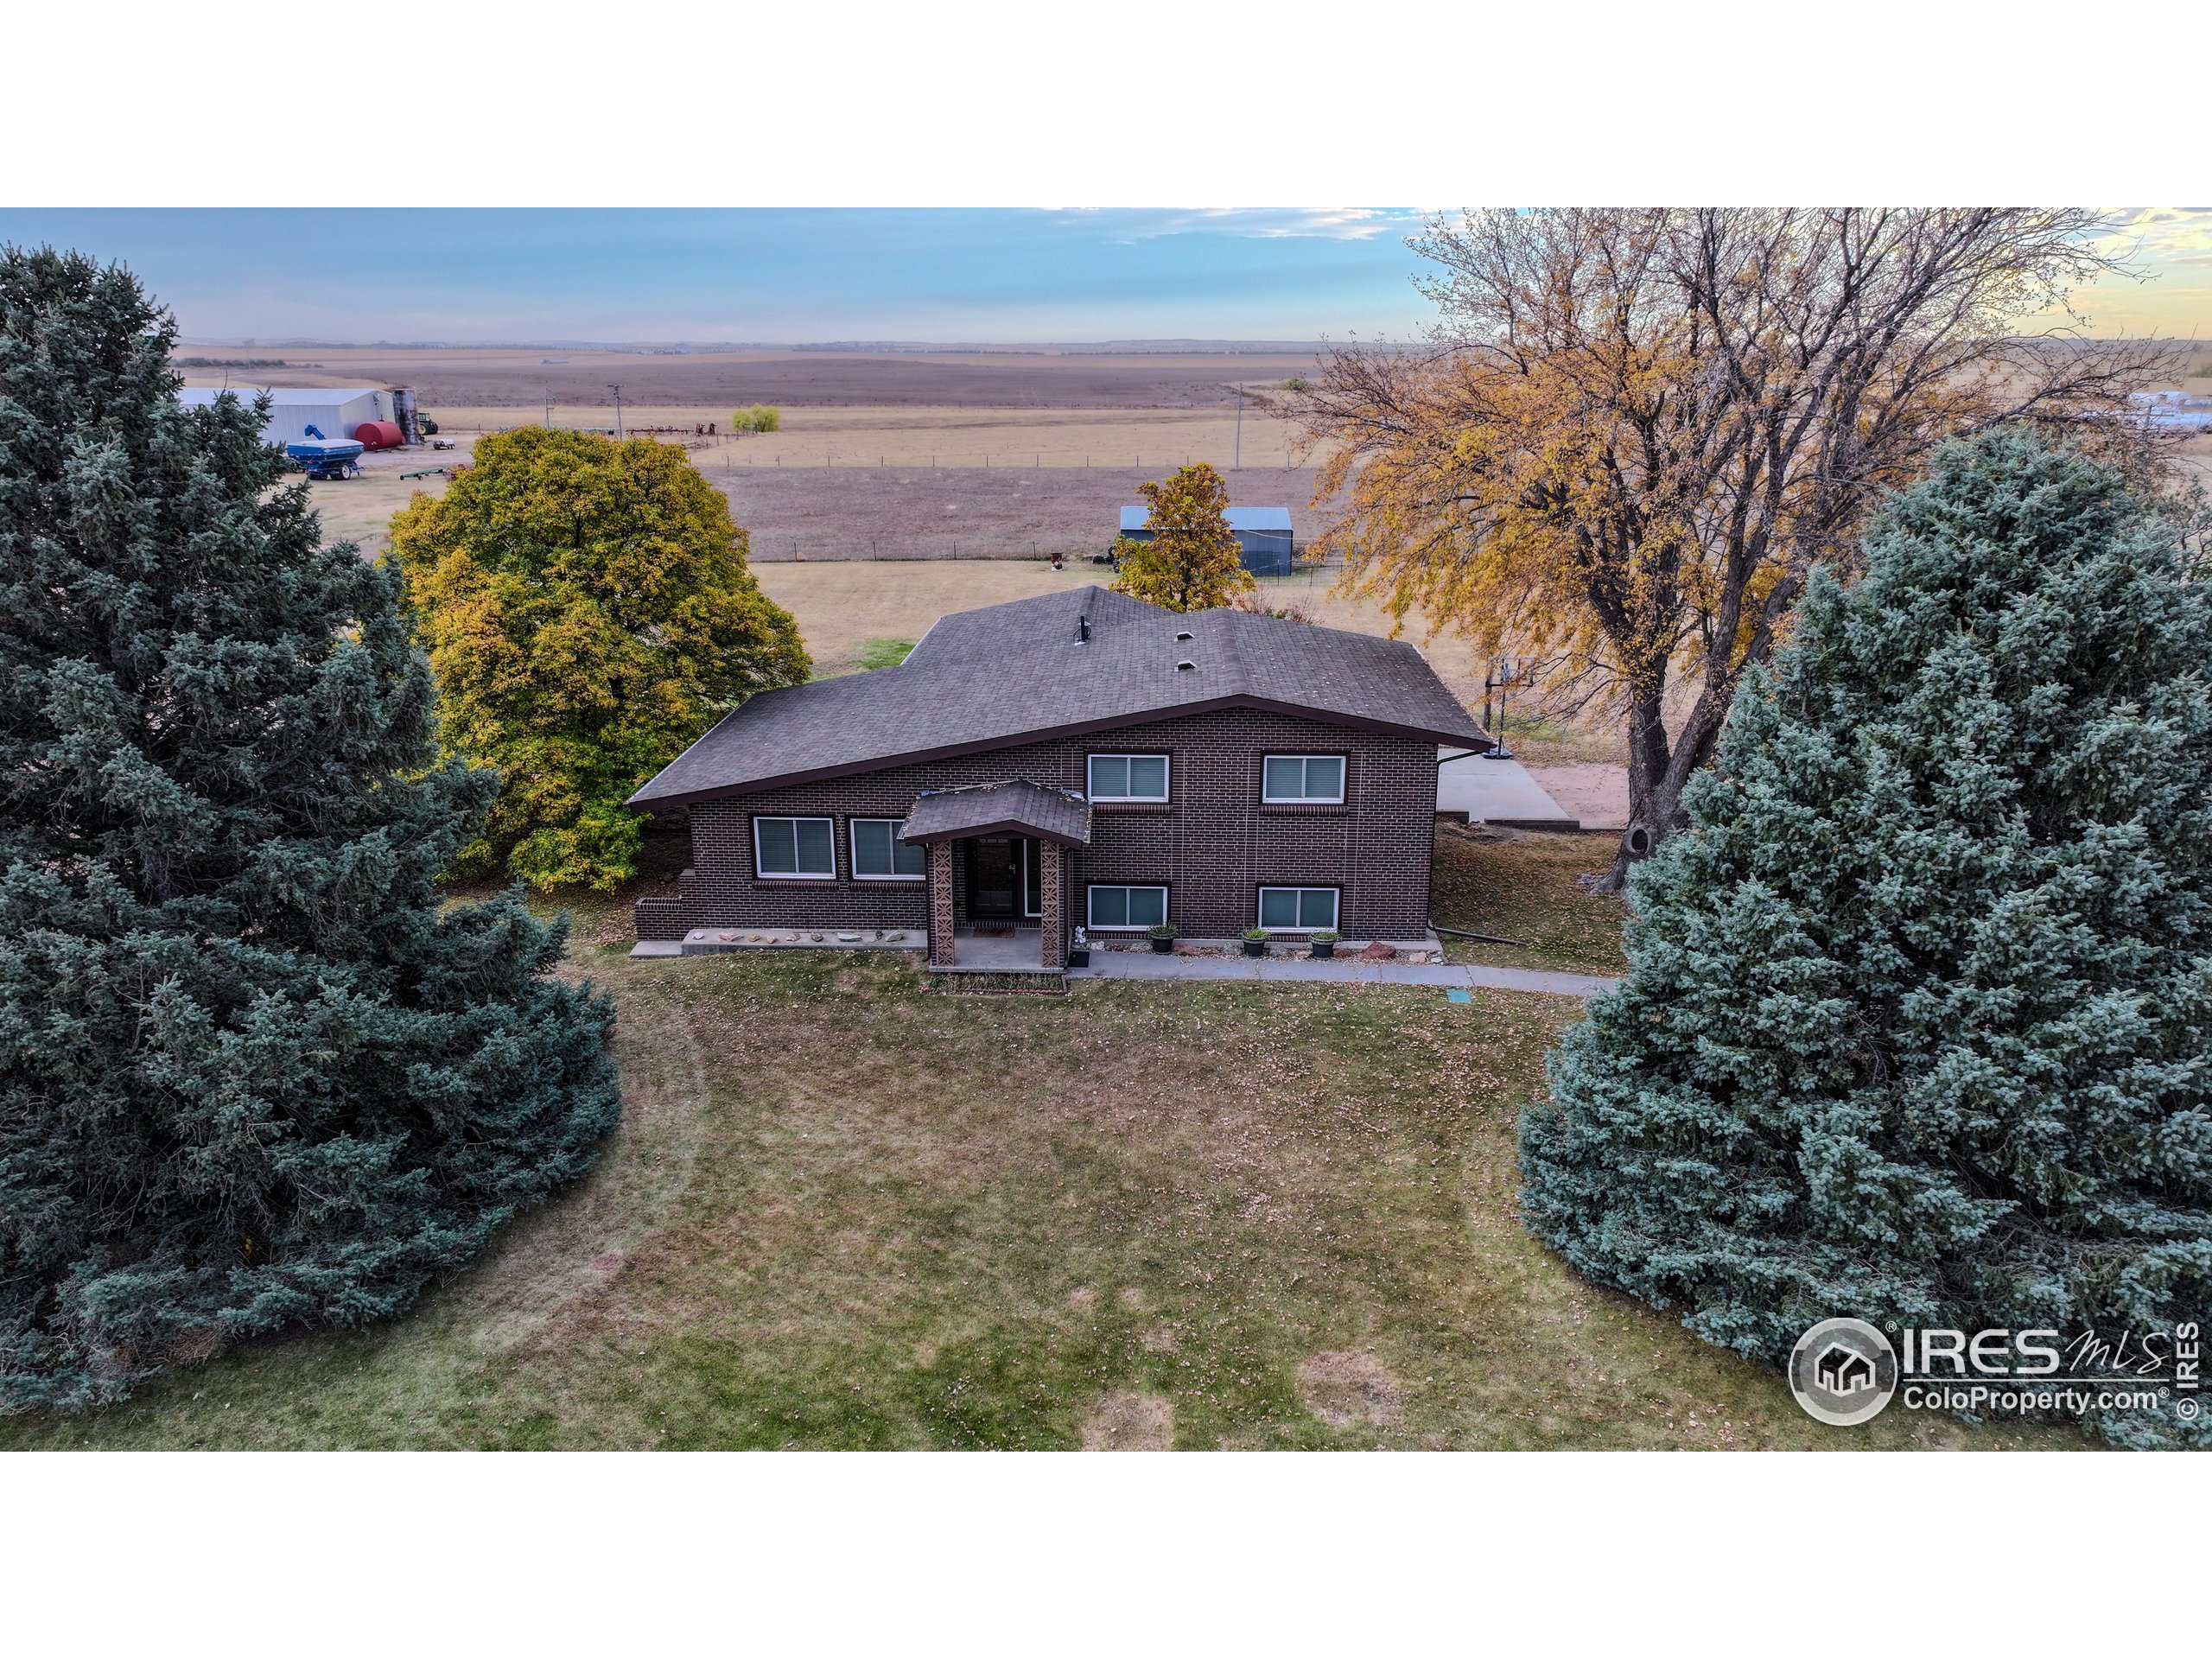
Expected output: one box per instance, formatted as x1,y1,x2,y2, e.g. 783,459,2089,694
627,586,1487,969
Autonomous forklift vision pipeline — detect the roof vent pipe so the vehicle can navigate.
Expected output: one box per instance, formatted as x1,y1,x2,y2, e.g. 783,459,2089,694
1076,613,1090,644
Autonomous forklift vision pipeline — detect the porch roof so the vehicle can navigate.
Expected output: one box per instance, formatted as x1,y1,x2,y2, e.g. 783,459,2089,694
899,780,1093,848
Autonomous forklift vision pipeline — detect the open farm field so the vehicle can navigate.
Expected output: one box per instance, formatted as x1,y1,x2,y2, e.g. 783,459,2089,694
176,343,1325,410
401,401,1311,473
723,463,1328,561
304,438,1325,556
744,560,1498,706
303,442,1557,725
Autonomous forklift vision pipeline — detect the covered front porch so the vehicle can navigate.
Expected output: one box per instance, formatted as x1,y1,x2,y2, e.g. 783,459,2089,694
901,779,1091,974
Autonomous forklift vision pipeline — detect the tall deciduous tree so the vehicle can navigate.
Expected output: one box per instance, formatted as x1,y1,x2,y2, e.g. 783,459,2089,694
1112,462,1257,613
0,247,620,1408
393,426,808,890
1294,208,2182,886
1521,431,2211,1449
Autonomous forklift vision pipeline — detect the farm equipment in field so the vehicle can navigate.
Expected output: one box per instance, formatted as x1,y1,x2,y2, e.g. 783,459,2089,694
286,434,365,480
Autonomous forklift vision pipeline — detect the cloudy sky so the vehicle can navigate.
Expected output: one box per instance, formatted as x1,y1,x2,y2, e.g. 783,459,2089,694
0,207,2204,345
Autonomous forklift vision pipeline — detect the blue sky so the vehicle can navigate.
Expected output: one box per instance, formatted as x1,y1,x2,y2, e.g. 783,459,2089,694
2,207,2203,345
0,208,1440,344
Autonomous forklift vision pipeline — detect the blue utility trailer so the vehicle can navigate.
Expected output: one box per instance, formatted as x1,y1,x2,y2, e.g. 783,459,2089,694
285,435,365,480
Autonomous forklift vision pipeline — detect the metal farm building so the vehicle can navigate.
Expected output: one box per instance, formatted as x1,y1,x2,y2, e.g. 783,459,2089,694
1117,505,1295,577
176,385,398,446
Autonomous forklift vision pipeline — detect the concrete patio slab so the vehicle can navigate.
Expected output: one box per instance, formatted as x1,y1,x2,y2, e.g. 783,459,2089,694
1436,747,1579,828
1523,762,1630,832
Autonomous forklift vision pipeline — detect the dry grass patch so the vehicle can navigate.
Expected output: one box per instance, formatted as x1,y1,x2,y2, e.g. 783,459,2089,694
1431,828,1630,977
1296,1351,1404,1430
1082,1391,1176,1451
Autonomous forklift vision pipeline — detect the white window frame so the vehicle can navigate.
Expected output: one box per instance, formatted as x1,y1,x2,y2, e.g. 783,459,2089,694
753,815,836,880
1086,884,1169,931
1262,754,1347,804
849,817,925,882
1087,753,1171,803
1256,886,1340,933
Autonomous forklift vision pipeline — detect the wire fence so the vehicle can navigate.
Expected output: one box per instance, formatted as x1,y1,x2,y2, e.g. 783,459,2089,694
747,539,1346,577
463,420,1307,474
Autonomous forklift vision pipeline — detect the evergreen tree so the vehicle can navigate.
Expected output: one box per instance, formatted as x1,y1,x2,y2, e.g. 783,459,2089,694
0,247,620,1409
1521,430,2211,1449
392,425,808,890
1112,462,1257,613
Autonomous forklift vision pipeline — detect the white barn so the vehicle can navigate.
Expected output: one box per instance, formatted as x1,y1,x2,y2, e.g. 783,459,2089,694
175,385,397,446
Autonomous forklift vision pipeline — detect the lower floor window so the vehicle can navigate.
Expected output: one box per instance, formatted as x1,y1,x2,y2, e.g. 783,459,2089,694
1257,886,1339,931
851,817,925,880
755,815,836,878
1088,884,1167,930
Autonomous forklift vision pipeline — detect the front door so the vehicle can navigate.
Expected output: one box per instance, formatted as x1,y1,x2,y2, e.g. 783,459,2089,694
968,837,1020,919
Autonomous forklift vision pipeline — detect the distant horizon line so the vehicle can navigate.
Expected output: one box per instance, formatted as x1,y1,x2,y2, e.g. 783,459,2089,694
171,338,1359,355
171,333,2204,355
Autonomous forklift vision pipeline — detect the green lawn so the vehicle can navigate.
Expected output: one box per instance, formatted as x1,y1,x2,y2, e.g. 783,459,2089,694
0,853,2082,1451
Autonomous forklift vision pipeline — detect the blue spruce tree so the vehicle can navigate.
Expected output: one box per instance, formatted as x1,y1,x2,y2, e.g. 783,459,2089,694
1522,429,2210,1448
0,248,620,1408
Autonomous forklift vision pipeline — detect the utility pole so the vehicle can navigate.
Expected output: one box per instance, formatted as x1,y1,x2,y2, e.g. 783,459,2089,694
1481,658,1516,760
544,390,552,428
608,384,624,439
1234,382,1243,471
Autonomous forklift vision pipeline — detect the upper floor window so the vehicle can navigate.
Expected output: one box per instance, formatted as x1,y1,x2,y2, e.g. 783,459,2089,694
850,818,926,880
1088,753,1169,802
1262,754,1345,804
754,815,836,879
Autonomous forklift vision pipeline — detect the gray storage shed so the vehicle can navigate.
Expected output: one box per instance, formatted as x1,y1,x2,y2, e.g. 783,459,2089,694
1118,505,1295,577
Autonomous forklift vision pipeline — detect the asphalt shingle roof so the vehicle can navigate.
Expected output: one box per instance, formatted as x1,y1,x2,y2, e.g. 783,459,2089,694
900,780,1093,846
630,585,1487,806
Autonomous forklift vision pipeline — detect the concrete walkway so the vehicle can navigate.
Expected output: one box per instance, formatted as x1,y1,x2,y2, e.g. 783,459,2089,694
1067,952,1619,999
1436,747,1579,828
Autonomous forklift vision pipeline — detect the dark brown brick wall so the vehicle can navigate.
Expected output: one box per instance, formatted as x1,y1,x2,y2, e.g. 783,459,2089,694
639,709,1437,942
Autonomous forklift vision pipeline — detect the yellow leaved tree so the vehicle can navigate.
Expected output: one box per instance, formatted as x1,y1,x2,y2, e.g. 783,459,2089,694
1111,462,1257,613
1294,208,2182,886
391,427,809,890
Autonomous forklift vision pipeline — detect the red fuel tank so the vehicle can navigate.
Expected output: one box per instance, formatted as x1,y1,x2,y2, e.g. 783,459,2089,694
352,419,404,449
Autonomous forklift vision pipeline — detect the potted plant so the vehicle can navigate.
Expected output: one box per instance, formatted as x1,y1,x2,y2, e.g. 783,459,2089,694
1147,922,1178,954
1068,926,1090,969
1241,927,1271,958
1308,929,1339,960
